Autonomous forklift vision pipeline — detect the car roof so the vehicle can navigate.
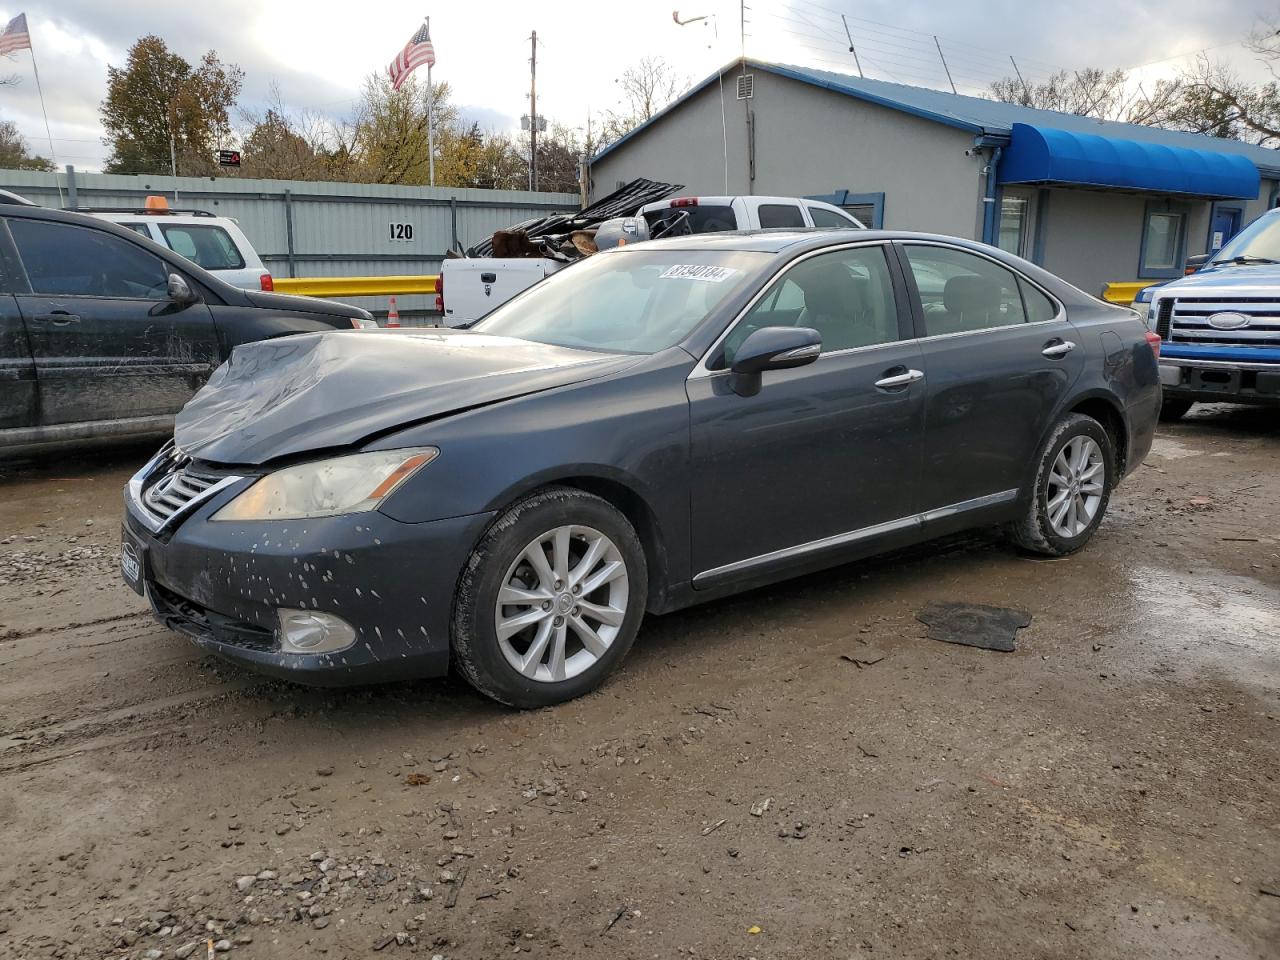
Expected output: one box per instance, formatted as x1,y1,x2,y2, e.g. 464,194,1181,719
620,228,989,254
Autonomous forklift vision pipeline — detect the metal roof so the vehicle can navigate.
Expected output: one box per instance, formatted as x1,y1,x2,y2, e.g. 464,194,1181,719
593,59,1280,180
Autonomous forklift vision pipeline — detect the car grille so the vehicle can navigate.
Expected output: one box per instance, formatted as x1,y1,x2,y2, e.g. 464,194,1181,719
130,441,243,533
1166,296,1280,347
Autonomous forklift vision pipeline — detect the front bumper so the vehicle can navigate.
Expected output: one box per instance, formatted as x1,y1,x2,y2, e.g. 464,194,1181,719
1159,356,1280,406
123,483,495,686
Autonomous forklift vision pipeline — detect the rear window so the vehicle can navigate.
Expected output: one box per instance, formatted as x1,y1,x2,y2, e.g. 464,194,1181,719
160,224,245,270
758,204,806,228
645,204,738,236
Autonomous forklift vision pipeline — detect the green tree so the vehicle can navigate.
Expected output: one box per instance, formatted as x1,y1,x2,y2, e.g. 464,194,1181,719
0,120,54,171
101,35,243,176
350,72,458,185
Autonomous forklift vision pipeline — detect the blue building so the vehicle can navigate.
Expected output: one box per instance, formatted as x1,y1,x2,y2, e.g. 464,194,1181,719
590,58,1279,293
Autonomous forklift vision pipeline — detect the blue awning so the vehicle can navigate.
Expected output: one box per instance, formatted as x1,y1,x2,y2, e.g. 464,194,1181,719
999,122,1260,199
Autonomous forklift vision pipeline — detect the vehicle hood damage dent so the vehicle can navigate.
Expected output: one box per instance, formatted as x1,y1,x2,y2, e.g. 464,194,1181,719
174,330,636,464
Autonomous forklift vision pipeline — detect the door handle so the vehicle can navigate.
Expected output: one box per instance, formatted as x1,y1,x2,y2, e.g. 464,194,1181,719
33,312,81,325
1041,339,1076,358
874,368,925,389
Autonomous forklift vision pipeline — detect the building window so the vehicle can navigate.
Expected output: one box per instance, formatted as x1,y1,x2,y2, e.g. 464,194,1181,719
998,196,1030,257
1139,203,1188,279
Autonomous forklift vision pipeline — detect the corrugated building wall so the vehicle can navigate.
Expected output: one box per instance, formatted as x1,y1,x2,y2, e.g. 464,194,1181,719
0,169,579,317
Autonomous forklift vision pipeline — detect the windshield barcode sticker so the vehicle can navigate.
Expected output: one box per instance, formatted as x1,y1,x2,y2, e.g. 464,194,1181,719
660,264,738,282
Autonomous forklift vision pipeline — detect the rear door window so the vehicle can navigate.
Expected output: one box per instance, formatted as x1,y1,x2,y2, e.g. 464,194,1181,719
901,245,1028,336
120,222,153,238
160,224,245,270
9,219,169,299
806,205,860,228
758,203,806,228
1018,277,1059,323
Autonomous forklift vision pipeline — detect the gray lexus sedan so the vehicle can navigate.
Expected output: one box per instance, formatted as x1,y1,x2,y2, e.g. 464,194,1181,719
121,230,1161,707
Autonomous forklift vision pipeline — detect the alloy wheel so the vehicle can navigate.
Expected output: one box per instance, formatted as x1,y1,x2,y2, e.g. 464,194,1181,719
494,524,629,683
1046,436,1104,538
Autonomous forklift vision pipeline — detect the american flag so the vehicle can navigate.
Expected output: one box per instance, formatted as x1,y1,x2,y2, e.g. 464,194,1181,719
389,22,435,91
0,13,31,57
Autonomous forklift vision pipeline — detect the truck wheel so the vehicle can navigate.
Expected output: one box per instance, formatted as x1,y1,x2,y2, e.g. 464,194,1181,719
1011,414,1115,557
1159,398,1193,422
452,487,647,708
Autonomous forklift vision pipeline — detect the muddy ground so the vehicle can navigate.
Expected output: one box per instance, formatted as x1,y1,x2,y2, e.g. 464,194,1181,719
0,407,1277,960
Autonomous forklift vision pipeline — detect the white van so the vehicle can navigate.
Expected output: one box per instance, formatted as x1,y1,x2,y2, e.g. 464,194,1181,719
86,197,273,291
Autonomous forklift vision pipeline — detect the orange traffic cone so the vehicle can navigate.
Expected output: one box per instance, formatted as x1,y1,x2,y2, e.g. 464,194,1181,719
386,296,401,328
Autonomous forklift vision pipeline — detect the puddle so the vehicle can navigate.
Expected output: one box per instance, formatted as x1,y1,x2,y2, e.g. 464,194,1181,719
1127,565,1280,689
1148,437,1203,460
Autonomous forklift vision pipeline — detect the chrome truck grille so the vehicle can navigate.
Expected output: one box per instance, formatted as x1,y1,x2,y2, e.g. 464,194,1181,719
1164,296,1280,348
127,441,243,533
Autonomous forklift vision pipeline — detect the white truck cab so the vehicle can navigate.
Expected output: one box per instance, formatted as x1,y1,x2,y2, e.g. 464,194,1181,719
86,197,273,292
637,195,864,233
438,195,864,326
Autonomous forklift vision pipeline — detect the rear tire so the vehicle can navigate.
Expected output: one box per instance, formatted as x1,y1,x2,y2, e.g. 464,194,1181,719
1159,397,1194,422
452,487,647,708
1011,414,1115,557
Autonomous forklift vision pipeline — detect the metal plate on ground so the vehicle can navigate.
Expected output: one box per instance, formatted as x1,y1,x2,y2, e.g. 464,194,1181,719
916,602,1031,652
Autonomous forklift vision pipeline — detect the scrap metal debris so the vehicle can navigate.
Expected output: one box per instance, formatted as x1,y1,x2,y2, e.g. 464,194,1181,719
458,178,682,262
916,602,1032,652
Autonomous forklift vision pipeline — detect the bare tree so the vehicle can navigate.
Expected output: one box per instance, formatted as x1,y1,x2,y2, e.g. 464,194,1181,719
1164,20,1280,145
990,68,1135,119
595,56,689,153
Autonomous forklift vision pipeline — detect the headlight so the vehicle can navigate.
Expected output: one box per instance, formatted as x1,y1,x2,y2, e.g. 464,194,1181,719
212,447,437,522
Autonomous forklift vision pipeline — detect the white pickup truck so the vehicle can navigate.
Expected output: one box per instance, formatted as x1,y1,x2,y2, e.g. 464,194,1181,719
438,195,864,326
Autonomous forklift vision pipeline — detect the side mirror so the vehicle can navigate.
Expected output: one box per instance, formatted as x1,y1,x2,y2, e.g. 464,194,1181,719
728,326,822,396
167,273,196,304
1184,253,1210,275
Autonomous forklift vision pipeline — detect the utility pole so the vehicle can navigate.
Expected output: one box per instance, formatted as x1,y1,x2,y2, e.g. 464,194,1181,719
529,30,538,192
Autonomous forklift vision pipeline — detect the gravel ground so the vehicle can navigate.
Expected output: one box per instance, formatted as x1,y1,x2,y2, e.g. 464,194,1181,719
0,407,1277,960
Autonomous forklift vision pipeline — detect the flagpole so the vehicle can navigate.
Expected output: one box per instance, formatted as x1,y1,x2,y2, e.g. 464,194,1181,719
26,30,65,207
426,17,435,187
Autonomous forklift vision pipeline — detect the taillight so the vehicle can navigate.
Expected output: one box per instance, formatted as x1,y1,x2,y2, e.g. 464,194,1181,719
1145,329,1161,359
434,273,444,314
670,197,698,208
259,273,274,291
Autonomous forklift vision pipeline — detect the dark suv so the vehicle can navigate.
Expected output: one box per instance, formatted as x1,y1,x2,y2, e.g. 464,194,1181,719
0,199,374,456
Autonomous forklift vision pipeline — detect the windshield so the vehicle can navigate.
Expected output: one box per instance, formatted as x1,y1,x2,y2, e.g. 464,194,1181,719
1211,211,1280,264
473,249,768,354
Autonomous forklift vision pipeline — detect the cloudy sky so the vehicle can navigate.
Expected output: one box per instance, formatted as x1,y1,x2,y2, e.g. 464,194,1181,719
0,0,1275,170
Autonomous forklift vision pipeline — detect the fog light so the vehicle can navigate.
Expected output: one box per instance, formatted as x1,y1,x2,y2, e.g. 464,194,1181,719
278,609,357,655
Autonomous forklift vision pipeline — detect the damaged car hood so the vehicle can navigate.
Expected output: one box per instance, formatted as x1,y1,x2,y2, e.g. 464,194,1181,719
175,330,638,464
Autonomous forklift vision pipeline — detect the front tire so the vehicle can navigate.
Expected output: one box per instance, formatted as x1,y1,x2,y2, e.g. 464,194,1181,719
1011,414,1115,557
452,487,648,708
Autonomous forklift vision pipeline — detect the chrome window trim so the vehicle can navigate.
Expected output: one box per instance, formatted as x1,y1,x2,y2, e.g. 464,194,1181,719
688,239,897,380
692,489,1019,585
688,239,1067,381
